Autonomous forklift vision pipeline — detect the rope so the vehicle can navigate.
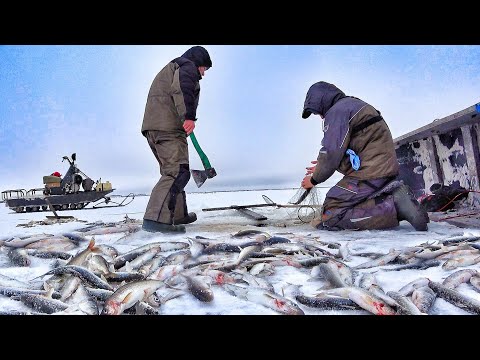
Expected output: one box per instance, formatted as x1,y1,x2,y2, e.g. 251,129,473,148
431,189,480,221
436,191,471,212
426,189,480,213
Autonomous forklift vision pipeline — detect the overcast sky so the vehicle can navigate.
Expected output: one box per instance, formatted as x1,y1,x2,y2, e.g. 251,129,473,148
1,45,479,195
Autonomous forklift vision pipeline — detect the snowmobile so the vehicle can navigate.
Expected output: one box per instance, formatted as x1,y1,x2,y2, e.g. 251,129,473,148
2,153,134,213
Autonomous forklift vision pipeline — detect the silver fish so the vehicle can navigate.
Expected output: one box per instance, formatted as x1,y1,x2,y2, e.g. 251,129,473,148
60,277,82,301
33,265,113,291
86,254,112,276
26,249,73,260
0,286,61,299
166,250,192,265
231,229,270,238
231,269,274,292
24,237,77,251
353,249,402,270
411,286,436,314
314,262,348,288
2,234,55,248
62,284,99,315
67,239,100,266
134,301,161,315
318,287,396,315
397,278,430,296
182,275,214,302
113,242,189,269
358,273,378,290
95,244,119,259
223,283,304,315
7,248,31,267
470,275,480,292
297,294,361,311
202,269,238,285
17,293,69,314
84,287,114,302
138,255,167,277
102,280,164,315
82,224,140,236
428,281,480,314
442,269,478,289
249,262,275,277
120,248,161,272
386,291,424,315
442,255,480,270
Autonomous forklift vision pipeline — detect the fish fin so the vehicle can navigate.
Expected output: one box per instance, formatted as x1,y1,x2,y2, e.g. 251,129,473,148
87,238,96,250
29,271,50,282
263,292,278,300
45,286,55,299
159,290,185,304
43,281,52,292
121,291,134,304
125,261,132,273
165,283,183,290
316,284,334,291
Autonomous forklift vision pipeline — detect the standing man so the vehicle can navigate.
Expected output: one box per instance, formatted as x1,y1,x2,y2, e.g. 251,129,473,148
300,81,429,231
141,46,212,233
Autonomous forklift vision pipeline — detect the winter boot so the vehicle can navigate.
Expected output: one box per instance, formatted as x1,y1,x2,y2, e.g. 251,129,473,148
142,219,186,234
392,185,429,231
174,212,197,225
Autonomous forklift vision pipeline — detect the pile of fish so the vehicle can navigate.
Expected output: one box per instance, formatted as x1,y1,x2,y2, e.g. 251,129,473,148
16,217,87,228
1,219,480,315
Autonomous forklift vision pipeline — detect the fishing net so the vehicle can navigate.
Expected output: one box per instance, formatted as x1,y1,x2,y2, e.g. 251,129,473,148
287,186,322,223
256,187,323,224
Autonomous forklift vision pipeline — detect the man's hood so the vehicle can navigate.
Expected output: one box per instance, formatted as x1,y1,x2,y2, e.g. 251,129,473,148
302,81,346,119
181,46,213,68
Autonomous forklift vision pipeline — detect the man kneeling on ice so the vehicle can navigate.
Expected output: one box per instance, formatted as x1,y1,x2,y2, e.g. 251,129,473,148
300,81,429,231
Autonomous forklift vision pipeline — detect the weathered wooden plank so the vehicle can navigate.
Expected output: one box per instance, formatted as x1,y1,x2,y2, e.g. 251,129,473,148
433,130,470,190
394,104,480,147
425,137,443,186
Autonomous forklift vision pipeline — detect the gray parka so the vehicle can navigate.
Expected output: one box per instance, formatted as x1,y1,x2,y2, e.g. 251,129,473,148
141,46,212,135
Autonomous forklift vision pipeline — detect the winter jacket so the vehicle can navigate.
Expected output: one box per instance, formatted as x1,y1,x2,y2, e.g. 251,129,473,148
141,46,212,135
302,82,399,184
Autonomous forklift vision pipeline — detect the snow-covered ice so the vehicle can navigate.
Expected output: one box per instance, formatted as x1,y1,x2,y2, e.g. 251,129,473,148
1,188,479,315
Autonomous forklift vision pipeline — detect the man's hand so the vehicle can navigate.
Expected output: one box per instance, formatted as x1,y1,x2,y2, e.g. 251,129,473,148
183,119,196,135
305,160,318,175
301,175,314,190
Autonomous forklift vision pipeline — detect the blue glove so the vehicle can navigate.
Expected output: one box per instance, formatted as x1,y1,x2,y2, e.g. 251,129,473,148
346,149,360,171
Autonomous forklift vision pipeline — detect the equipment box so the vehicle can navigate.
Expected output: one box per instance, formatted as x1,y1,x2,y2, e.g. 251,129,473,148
96,181,112,192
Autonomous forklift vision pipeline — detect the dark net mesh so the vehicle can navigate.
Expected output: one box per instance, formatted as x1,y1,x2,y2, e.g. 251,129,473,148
287,187,322,223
